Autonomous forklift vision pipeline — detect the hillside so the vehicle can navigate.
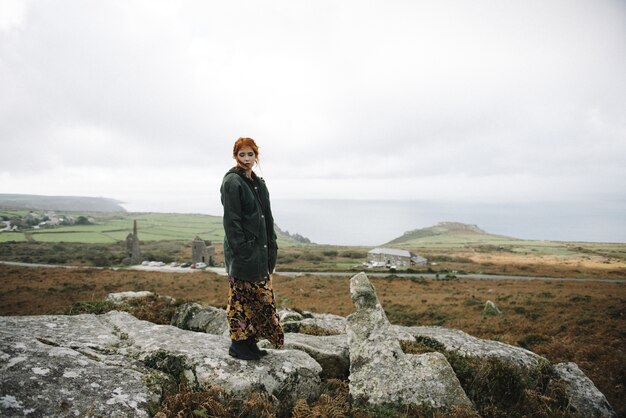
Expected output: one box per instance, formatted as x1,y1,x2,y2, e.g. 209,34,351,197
0,193,126,212
0,209,307,247
385,221,517,247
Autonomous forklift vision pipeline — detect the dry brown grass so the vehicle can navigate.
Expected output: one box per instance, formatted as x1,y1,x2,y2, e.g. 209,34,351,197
420,249,626,280
1,264,624,416
256,243,626,279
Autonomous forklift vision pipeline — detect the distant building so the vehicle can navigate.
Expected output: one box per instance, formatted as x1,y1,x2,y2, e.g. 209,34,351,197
45,211,60,225
192,236,215,266
367,248,427,267
125,220,142,265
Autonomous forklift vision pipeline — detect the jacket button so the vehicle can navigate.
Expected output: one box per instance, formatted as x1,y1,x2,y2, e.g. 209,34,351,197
261,215,265,218
263,245,267,248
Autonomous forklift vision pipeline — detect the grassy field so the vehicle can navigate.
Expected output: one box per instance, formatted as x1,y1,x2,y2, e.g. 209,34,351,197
0,211,226,243
0,264,624,416
0,210,307,248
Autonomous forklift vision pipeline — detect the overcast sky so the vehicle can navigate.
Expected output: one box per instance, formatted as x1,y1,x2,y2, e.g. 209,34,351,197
1,1,625,231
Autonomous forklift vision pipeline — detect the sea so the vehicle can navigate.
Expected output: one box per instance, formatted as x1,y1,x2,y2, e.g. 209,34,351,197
268,199,626,246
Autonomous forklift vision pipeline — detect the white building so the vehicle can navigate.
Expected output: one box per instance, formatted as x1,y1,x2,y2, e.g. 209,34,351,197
367,248,427,267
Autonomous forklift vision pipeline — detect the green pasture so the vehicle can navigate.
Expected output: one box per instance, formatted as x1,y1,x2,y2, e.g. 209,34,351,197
0,232,27,242
0,211,303,246
0,209,29,218
30,231,119,243
388,233,626,258
391,233,520,248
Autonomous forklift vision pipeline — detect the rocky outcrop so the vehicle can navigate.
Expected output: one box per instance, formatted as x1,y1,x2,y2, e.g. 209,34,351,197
172,304,350,380
1,273,617,417
346,272,473,409
0,311,322,417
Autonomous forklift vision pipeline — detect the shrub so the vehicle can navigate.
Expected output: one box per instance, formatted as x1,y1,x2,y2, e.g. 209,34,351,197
63,300,117,315
445,353,572,418
400,336,446,355
87,254,110,267
464,298,482,306
339,251,367,259
277,254,296,263
292,379,349,418
301,252,323,262
282,322,341,336
518,334,549,349
157,384,237,418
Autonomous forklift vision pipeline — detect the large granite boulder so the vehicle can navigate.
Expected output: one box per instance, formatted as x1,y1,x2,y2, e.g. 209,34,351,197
0,311,322,417
346,272,473,410
552,362,616,418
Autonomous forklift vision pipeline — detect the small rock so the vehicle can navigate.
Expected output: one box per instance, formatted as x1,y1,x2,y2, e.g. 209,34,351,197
106,291,154,302
483,300,502,317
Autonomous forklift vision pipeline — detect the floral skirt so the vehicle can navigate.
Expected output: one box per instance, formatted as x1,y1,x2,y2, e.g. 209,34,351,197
226,276,284,349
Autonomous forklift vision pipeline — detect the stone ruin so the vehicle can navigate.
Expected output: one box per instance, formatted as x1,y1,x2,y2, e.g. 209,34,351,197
0,273,617,417
191,236,215,266
124,220,141,265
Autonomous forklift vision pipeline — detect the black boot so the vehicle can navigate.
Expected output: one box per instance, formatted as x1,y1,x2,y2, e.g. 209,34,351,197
228,339,260,360
246,335,268,357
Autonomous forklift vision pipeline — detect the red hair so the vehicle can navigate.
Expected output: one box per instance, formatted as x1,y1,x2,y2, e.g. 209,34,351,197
232,137,259,162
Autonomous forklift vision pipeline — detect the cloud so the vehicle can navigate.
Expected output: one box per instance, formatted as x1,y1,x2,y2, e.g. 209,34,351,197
1,0,625,211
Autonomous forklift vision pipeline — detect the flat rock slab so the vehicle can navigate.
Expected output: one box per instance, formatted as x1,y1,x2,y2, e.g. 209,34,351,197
395,325,549,370
105,311,322,405
0,311,323,417
0,315,166,417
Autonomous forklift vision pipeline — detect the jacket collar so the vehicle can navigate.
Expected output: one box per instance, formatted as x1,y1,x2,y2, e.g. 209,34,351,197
227,166,258,182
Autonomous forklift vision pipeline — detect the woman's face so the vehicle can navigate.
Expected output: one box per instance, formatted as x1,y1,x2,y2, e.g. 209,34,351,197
236,145,256,170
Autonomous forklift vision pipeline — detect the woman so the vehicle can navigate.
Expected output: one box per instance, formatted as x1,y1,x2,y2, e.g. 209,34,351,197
220,137,284,360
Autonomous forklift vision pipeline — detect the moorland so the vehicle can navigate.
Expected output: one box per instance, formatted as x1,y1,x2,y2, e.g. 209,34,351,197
1,206,625,416
1,209,625,279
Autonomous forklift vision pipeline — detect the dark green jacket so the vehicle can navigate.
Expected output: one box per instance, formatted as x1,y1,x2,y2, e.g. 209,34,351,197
220,167,278,282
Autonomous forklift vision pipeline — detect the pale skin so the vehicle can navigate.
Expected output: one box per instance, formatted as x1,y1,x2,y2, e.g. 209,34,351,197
235,146,256,178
